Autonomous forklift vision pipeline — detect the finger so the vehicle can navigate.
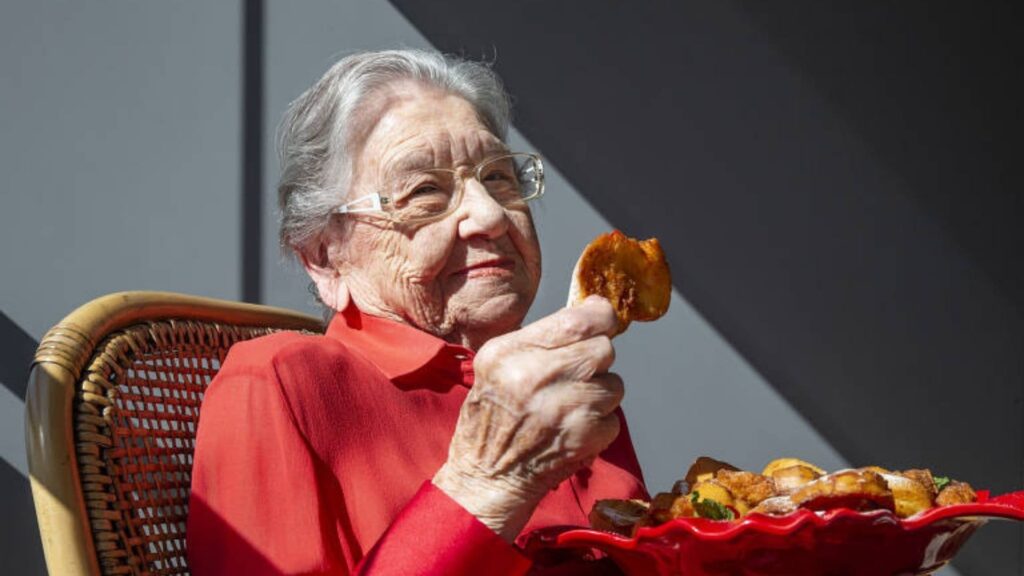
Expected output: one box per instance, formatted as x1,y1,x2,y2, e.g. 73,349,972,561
554,404,623,463
589,411,623,453
585,373,625,416
563,373,624,416
538,373,624,419
548,335,615,381
515,296,617,349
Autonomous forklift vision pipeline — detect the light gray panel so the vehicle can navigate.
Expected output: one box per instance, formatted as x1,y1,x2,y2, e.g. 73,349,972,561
0,2,242,573
0,385,27,476
0,0,243,340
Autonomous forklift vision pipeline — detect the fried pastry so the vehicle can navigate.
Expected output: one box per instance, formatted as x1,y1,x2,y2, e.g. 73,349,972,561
879,471,935,518
715,469,777,508
588,456,980,535
769,464,823,494
790,469,895,513
568,230,671,334
900,469,939,500
936,481,977,506
751,496,798,516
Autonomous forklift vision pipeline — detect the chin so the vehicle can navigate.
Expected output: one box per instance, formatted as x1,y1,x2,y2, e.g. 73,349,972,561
456,290,533,335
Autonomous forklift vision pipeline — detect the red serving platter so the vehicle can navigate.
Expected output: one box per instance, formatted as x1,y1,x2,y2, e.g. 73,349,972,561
525,490,1024,575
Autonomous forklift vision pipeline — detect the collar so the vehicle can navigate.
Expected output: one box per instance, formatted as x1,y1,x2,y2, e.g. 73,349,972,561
326,304,475,386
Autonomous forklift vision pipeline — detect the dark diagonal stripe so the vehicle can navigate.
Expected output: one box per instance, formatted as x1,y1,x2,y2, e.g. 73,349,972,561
0,312,38,400
0,457,46,574
241,0,264,303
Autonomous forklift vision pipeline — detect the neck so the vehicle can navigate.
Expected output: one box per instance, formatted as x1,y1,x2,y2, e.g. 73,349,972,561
446,325,503,352
345,290,523,352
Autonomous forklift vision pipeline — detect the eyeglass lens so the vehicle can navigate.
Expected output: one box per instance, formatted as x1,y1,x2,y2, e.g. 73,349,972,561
389,154,541,221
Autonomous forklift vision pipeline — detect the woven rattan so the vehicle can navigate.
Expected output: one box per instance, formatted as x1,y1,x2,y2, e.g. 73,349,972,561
80,320,276,575
26,292,323,576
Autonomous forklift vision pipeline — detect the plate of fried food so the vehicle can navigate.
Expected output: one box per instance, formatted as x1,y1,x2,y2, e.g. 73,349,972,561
526,456,1024,576
550,232,1024,574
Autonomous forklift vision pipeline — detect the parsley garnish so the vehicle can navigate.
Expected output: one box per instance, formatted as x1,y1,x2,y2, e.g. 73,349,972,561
934,475,951,492
690,491,735,521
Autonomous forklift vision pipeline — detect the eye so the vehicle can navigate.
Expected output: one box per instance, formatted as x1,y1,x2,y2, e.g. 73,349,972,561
397,173,451,200
410,184,441,196
481,164,517,183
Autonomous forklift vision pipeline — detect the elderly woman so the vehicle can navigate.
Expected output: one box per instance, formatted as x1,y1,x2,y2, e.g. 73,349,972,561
187,49,646,575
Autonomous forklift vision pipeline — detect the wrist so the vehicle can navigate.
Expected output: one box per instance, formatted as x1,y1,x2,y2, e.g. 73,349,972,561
432,462,542,542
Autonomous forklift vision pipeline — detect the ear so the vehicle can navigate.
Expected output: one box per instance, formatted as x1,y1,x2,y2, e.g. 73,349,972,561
298,243,350,312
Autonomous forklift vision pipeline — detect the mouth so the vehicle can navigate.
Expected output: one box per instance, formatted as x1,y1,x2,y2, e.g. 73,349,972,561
454,257,516,278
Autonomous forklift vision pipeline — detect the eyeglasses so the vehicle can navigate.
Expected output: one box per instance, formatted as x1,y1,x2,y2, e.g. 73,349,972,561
333,152,544,225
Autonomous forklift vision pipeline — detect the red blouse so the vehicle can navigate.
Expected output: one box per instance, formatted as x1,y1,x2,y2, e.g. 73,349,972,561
187,304,648,575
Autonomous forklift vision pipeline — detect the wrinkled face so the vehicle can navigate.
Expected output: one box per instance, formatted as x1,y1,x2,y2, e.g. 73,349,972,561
328,86,542,348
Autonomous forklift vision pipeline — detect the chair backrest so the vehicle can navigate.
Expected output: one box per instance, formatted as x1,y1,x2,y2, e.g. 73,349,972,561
25,292,324,576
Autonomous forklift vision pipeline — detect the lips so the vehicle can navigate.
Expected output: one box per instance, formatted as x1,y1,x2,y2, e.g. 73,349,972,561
454,257,516,277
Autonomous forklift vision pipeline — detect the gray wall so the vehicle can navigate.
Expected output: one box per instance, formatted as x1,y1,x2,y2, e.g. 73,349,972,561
2,1,1017,575
1,1,241,573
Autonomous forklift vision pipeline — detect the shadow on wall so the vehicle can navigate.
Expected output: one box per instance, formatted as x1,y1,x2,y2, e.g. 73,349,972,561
0,312,45,574
0,311,38,400
0,459,46,575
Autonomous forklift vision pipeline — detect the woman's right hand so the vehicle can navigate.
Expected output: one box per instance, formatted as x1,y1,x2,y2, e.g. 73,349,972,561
433,295,624,542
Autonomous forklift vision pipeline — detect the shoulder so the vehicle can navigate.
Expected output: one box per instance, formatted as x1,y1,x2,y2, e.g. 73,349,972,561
214,328,384,408
220,330,365,376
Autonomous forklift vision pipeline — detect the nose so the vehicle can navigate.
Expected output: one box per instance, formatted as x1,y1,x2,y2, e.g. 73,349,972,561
455,179,509,240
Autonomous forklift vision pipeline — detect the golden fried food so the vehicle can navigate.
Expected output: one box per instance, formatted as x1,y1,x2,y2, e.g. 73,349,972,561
769,464,823,495
762,457,826,477
790,469,895,513
588,456,980,535
936,481,978,506
589,499,650,536
690,479,736,508
751,496,798,516
690,479,742,515
900,469,939,500
878,472,934,518
715,469,777,508
569,230,671,334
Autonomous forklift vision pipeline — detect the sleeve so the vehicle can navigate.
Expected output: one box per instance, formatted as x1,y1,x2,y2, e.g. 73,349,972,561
355,482,533,576
187,343,533,576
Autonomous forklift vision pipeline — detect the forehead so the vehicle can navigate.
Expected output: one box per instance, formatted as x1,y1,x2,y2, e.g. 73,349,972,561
359,90,507,175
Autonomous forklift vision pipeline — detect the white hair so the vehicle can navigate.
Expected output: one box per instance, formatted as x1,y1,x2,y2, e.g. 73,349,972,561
276,49,512,259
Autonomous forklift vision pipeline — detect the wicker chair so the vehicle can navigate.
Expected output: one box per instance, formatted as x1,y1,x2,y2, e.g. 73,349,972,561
25,292,323,576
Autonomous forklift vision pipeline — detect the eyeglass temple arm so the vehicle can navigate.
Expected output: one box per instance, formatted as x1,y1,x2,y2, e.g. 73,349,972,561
334,193,384,214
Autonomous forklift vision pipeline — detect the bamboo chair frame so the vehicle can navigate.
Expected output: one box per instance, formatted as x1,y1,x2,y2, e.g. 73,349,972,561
25,292,323,575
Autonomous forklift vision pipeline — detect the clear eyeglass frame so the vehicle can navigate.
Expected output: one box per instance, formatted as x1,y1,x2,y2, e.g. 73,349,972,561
332,152,545,225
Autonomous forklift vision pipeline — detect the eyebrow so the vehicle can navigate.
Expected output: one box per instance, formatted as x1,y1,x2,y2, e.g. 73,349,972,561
385,144,513,176
386,153,435,176
480,143,512,159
